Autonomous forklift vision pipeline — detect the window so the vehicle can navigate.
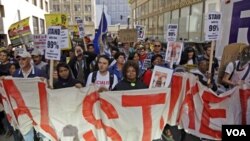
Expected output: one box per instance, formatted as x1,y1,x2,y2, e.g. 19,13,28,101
53,5,60,12
74,5,81,12
33,0,37,6
85,5,91,12
33,16,39,34
40,19,45,34
0,5,5,18
17,10,21,20
45,1,48,12
85,16,91,22
63,5,70,12
40,0,43,9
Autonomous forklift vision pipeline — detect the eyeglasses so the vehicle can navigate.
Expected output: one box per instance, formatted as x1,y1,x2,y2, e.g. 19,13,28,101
154,45,161,47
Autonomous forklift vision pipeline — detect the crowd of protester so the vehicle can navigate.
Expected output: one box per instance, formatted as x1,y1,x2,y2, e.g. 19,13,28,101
0,34,249,141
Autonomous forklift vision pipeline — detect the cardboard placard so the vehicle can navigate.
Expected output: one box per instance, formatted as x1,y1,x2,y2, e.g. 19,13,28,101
118,29,137,43
217,43,247,84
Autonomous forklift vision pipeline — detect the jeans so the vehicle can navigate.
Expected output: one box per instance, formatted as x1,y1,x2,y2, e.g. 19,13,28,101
23,128,35,141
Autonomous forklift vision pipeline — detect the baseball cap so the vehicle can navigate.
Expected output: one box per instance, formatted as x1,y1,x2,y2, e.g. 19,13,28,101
31,49,41,56
17,51,31,58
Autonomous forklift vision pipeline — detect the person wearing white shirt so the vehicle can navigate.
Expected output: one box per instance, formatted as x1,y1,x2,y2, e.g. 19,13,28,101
86,55,118,92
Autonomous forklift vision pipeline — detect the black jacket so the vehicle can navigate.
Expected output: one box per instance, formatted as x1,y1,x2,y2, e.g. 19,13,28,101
113,79,147,91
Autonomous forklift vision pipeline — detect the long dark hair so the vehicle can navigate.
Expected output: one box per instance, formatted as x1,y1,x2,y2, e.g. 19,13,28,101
180,47,197,65
56,62,74,80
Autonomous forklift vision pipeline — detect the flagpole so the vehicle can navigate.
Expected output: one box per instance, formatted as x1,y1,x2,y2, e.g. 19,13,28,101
100,2,104,54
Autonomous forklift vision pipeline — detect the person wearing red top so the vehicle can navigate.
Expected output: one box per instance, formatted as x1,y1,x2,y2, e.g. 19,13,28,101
142,54,164,87
139,46,148,62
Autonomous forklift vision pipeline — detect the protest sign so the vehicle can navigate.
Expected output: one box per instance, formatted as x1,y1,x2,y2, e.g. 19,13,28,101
216,0,250,59
8,17,32,47
45,26,61,60
136,25,146,40
205,11,221,41
149,65,173,89
75,17,85,38
143,59,151,70
60,29,69,49
166,24,178,42
165,42,183,68
45,14,68,28
118,29,137,43
33,34,47,54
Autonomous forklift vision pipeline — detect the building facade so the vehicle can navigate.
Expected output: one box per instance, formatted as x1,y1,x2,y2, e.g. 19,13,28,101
96,0,130,25
0,0,49,47
129,0,221,42
49,0,95,36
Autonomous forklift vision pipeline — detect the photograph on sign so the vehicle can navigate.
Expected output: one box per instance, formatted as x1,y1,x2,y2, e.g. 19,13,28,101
45,26,62,60
149,66,173,89
136,25,145,39
165,42,183,68
166,24,178,42
205,11,222,41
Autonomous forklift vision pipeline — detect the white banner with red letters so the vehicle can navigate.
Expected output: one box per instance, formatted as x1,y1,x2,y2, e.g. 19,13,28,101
0,73,249,141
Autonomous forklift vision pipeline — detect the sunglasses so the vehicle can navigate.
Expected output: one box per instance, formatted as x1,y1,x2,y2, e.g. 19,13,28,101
154,45,161,47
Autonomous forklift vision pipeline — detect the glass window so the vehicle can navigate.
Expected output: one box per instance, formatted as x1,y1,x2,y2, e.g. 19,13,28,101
74,5,81,12
85,5,91,12
40,0,43,9
63,5,70,12
153,0,158,11
149,0,153,14
205,0,221,13
45,1,48,12
33,0,37,6
33,16,39,34
189,3,203,41
179,6,190,41
40,19,45,34
171,9,179,39
164,12,171,39
53,5,60,12
158,14,164,35
145,2,149,15
0,5,5,17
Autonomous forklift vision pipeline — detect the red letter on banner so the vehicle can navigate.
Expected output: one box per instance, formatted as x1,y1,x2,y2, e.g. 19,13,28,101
177,79,199,129
239,89,250,124
122,93,166,141
38,82,58,140
168,75,183,121
199,91,228,138
82,91,121,141
2,79,36,125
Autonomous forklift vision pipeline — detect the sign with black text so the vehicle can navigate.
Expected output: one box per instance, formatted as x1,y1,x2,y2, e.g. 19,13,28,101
60,29,69,49
33,34,47,55
166,24,178,42
136,25,145,40
45,26,61,60
205,11,221,41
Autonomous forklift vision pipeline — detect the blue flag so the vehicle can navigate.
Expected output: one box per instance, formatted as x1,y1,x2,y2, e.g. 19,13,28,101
93,11,108,54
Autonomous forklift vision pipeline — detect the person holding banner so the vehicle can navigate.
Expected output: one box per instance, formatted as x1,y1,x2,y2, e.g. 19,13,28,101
113,60,147,91
179,47,198,71
86,55,118,92
222,46,250,88
53,62,83,89
12,51,47,141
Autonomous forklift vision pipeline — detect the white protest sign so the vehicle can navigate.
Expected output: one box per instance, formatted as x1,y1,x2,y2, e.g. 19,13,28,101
166,24,178,42
33,34,47,55
149,65,173,89
60,29,69,49
136,25,145,39
75,17,85,38
205,11,222,41
45,26,61,60
165,42,183,68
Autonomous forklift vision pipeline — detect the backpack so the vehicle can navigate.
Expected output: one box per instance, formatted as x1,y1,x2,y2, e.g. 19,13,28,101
91,71,114,90
222,61,250,88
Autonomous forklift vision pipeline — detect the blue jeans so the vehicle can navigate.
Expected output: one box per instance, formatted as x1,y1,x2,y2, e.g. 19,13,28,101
23,128,34,141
